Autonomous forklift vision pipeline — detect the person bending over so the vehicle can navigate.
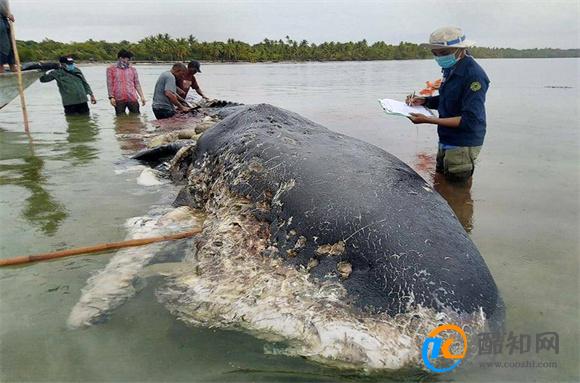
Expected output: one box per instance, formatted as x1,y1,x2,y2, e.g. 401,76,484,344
40,56,97,115
176,60,210,104
151,63,190,120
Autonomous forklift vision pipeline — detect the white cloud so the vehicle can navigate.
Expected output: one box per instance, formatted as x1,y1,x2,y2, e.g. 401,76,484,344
11,0,580,48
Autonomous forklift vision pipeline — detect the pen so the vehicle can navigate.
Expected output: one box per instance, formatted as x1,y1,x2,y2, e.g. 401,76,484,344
407,91,415,106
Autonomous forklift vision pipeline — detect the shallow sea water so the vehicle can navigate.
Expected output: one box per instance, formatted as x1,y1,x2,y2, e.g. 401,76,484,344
0,59,578,382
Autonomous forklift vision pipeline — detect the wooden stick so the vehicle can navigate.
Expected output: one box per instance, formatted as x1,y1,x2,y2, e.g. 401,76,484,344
0,228,202,267
8,20,30,133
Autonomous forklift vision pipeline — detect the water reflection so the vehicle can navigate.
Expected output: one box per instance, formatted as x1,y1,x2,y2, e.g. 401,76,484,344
413,151,475,232
433,172,475,233
113,114,149,153
0,131,68,235
65,115,99,166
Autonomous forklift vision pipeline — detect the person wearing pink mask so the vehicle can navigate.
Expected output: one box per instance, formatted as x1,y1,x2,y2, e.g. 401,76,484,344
106,49,146,115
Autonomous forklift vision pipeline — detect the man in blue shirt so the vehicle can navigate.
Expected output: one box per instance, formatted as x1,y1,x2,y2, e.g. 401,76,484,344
407,27,490,182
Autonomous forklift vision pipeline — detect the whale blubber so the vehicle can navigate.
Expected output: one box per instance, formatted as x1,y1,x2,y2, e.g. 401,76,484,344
316,241,346,256
337,261,352,279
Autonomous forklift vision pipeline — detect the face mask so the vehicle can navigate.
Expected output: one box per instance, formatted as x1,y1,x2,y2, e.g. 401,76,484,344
66,64,76,71
117,60,130,69
434,53,458,69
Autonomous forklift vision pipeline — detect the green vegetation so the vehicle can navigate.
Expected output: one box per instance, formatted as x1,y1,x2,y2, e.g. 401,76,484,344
17,34,580,62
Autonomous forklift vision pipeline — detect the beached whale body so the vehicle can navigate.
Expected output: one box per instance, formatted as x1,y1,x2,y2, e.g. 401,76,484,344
154,104,503,369
71,103,502,370
175,103,501,316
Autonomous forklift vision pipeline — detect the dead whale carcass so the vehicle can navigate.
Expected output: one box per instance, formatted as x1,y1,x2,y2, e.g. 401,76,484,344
160,103,503,368
71,103,503,371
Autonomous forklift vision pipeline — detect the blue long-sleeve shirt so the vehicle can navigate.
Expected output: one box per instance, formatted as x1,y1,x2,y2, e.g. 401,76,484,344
425,56,490,147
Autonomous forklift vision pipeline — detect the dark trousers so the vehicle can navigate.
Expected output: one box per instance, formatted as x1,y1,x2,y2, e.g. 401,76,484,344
115,101,140,115
153,108,176,120
0,51,14,65
0,18,15,65
64,102,90,116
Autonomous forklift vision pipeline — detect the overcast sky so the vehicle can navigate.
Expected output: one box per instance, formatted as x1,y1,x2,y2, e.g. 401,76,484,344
11,0,580,49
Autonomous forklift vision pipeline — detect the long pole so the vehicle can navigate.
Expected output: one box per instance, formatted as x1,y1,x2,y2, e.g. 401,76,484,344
8,19,30,133
0,228,202,267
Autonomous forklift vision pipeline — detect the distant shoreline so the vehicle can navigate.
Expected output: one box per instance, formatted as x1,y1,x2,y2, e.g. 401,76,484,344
43,57,580,66
17,35,580,63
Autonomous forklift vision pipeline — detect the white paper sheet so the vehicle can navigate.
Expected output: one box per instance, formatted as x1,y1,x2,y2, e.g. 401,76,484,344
378,98,434,118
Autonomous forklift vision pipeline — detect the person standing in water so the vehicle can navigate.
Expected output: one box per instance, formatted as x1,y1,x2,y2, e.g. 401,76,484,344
176,60,210,103
106,49,146,115
407,26,490,182
40,56,97,115
0,0,16,73
151,62,190,120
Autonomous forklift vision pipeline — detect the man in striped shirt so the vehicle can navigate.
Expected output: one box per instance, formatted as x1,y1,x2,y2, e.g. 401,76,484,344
106,49,146,115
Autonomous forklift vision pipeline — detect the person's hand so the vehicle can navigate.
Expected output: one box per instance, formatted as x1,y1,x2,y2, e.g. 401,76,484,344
109,97,116,107
141,98,147,106
408,113,432,124
91,95,97,105
179,106,191,113
7,14,15,22
406,95,426,106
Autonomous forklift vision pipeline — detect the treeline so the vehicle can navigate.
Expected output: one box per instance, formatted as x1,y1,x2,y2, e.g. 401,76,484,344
16,34,580,63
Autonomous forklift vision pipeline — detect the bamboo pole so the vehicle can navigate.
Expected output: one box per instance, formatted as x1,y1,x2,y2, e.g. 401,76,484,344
0,228,202,267
8,19,30,133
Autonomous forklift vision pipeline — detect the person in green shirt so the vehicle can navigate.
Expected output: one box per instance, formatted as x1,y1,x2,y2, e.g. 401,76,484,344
40,56,97,115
